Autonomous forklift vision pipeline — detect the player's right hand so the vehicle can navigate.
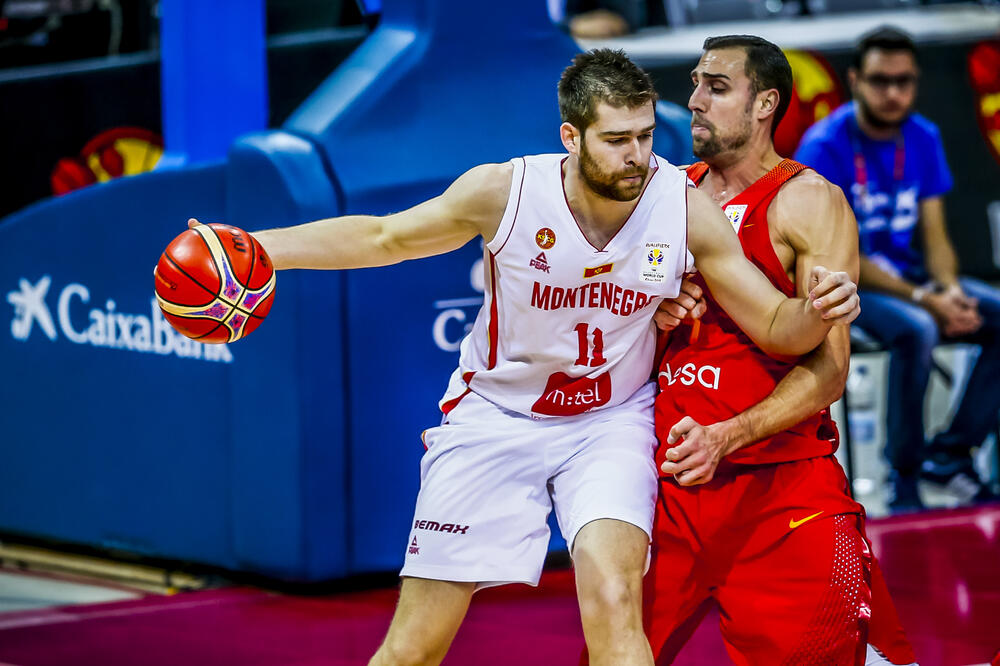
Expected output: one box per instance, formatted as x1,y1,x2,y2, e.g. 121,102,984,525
654,278,706,331
660,416,733,486
808,266,859,324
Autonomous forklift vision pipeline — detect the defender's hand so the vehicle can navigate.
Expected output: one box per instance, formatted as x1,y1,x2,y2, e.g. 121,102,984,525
654,278,707,331
660,416,731,486
808,266,859,325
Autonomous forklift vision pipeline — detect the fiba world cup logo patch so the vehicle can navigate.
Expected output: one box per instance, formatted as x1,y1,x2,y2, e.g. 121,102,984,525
641,242,670,283
724,204,748,233
535,228,556,250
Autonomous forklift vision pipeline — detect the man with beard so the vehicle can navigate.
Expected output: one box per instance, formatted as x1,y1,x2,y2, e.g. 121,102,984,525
796,26,1000,511
645,35,917,664
190,49,859,666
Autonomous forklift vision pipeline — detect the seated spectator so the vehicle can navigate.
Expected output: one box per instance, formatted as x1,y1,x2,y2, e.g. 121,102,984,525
795,26,1000,512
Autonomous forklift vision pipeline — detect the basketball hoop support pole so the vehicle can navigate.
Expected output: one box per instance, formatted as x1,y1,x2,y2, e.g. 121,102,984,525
159,0,268,166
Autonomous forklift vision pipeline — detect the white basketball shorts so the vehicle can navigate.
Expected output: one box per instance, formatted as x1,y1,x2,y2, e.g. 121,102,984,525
400,381,658,589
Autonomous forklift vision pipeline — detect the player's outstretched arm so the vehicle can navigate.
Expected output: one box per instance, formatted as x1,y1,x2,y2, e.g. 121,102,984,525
685,187,856,356
190,163,512,271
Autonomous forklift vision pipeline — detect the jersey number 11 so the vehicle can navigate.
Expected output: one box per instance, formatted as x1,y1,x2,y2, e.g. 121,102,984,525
574,323,606,367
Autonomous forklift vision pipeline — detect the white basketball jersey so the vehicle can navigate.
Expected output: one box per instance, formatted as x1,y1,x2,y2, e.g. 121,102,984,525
440,153,692,418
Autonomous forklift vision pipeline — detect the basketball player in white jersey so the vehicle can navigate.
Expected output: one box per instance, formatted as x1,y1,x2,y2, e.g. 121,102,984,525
190,50,859,665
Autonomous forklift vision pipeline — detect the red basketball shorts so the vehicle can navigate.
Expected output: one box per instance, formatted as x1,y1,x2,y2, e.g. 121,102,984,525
645,454,913,665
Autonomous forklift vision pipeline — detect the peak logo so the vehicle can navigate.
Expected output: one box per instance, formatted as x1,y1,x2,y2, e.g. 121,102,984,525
6,275,232,363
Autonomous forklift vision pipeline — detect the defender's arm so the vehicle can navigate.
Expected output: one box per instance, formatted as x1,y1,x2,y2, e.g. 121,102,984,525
685,187,855,356
688,176,856,452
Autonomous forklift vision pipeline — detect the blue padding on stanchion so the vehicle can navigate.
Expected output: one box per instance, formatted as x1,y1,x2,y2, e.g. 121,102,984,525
225,130,349,579
160,0,268,164
227,131,342,228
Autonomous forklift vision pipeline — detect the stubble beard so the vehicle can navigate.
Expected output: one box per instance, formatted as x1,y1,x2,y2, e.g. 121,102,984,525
579,140,648,202
692,111,753,162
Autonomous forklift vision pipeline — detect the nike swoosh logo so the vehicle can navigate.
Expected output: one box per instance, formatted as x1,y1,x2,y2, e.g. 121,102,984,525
789,511,824,529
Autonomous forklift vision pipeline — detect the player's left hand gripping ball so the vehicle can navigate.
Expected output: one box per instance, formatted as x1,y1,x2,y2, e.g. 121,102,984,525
153,223,276,343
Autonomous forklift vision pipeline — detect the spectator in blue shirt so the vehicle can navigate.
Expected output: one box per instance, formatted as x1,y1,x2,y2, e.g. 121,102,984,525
795,26,1000,513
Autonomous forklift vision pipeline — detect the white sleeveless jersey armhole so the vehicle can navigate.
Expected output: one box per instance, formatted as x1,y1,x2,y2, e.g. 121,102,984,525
681,175,697,274
486,157,526,255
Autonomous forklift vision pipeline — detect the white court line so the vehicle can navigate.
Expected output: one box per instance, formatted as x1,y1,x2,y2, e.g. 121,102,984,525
0,595,252,632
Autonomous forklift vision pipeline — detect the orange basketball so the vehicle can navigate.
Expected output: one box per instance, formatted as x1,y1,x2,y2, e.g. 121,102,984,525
153,223,275,343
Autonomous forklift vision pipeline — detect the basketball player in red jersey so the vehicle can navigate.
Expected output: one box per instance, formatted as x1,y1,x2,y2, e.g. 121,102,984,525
646,36,916,665
192,50,860,666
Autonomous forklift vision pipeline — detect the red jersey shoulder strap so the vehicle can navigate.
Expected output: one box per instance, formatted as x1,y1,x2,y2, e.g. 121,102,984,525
684,159,805,201
685,162,710,184
726,159,807,208
730,158,808,303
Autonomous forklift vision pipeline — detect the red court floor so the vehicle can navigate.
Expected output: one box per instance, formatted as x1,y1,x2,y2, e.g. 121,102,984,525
0,505,997,665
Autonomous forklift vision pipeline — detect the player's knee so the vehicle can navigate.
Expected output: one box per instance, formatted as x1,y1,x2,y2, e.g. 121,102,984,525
374,636,443,666
579,573,641,622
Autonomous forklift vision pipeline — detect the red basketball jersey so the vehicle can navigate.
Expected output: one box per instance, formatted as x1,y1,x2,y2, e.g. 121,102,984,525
654,160,838,468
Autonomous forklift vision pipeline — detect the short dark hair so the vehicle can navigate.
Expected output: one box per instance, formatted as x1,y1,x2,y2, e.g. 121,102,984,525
854,26,918,70
558,48,658,131
702,35,792,138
